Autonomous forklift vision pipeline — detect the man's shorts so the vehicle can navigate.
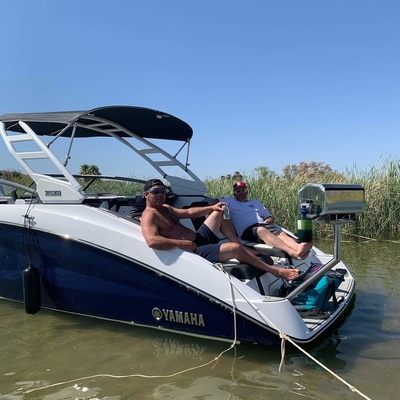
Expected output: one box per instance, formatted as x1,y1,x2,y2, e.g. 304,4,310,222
241,223,283,243
193,223,221,262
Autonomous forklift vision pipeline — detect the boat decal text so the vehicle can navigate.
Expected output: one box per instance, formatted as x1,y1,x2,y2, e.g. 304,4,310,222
152,307,205,327
45,190,62,197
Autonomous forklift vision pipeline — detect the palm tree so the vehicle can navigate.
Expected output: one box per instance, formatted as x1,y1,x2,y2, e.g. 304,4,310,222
79,164,101,175
233,171,243,181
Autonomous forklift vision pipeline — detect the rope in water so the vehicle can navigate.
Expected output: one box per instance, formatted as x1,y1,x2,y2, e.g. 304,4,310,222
215,264,372,400
24,264,371,400
23,265,240,395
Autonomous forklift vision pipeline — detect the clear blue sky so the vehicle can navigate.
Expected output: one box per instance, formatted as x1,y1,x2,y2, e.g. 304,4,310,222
0,0,399,180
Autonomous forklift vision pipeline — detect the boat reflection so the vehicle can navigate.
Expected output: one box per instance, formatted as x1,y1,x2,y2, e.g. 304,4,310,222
152,337,207,359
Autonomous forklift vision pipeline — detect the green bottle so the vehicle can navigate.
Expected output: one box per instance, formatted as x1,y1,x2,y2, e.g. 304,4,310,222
297,206,313,242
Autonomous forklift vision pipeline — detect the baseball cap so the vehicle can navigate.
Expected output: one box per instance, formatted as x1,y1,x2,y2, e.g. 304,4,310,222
144,179,166,192
233,181,247,190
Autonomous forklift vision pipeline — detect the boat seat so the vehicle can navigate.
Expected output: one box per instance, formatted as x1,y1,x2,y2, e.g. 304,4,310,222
182,201,210,230
100,197,146,216
0,196,14,204
100,197,129,212
222,253,273,279
223,263,264,280
244,243,290,260
165,192,178,205
222,256,274,295
240,225,298,262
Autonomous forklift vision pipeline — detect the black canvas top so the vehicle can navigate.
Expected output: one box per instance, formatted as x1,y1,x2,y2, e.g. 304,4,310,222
0,105,193,142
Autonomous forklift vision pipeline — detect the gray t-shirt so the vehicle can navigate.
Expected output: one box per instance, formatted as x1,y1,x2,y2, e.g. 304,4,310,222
220,197,271,237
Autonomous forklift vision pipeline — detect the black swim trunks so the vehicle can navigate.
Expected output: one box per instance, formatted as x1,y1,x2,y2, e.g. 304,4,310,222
193,223,222,262
241,223,282,243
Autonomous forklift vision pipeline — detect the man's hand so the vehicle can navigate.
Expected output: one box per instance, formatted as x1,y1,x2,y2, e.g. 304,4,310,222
264,216,274,224
213,201,227,212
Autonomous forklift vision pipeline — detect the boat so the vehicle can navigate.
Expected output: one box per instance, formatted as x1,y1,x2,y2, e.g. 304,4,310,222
0,106,364,346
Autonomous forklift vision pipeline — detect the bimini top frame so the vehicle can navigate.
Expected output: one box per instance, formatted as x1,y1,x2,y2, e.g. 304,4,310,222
0,106,207,202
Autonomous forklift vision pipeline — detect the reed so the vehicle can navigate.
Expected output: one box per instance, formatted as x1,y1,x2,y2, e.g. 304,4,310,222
82,179,143,196
205,157,400,241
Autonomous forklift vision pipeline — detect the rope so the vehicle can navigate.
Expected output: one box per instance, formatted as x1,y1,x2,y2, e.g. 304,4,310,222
23,266,240,395
214,263,372,400
24,358,220,394
286,336,372,400
24,263,372,400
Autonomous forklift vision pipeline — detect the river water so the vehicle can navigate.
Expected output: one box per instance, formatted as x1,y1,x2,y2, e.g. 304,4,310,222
1,240,399,400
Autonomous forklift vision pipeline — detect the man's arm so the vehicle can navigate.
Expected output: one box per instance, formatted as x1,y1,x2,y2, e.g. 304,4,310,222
263,209,274,223
258,201,273,223
141,211,196,251
170,202,226,219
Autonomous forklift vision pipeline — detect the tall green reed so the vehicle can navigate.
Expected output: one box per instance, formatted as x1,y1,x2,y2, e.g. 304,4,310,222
205,157,400,241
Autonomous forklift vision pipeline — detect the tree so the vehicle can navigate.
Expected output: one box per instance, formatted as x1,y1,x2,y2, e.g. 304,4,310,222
254,166,277,179
79,164,101,175
283,161,332,180
233,171,243,181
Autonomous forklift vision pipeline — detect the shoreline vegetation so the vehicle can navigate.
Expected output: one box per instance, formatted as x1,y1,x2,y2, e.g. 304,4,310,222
1,158,400,241
204,159,400,242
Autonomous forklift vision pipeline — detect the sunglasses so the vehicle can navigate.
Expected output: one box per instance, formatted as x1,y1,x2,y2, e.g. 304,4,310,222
146,188,166,195
234,188,247,194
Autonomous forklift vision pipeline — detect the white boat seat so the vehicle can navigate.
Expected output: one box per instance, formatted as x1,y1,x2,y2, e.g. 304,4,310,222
244,242,290,259
0,196,14,204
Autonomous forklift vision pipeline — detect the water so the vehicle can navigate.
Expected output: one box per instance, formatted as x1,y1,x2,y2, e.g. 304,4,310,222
1,240,399,400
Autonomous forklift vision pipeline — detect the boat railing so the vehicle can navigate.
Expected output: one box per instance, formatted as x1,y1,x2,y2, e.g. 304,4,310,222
0,178,37,201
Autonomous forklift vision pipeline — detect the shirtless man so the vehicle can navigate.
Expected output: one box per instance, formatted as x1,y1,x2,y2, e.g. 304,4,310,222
140,179,299,280
220,181,313,260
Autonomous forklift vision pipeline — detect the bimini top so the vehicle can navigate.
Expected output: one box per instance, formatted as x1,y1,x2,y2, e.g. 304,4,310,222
0,105,193,142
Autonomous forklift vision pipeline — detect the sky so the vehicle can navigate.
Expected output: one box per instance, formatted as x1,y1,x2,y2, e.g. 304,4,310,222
0,0,399,181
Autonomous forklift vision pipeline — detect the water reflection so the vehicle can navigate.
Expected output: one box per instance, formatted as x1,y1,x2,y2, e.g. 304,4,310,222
0,297,357,399
152,337,207,359
318,239,400,291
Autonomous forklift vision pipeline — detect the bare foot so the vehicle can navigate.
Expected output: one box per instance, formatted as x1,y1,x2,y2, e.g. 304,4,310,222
297,241,313,259
274,267,299,280
299,250,310,260
289,250,310,260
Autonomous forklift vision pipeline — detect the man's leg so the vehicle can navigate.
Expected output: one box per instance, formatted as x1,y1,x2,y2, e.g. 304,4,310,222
276,231,313,258
220,218,243,244
217,242,299,280
257,228,313,260
206,212,262,256
202,210,224,236
203,210,245,244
